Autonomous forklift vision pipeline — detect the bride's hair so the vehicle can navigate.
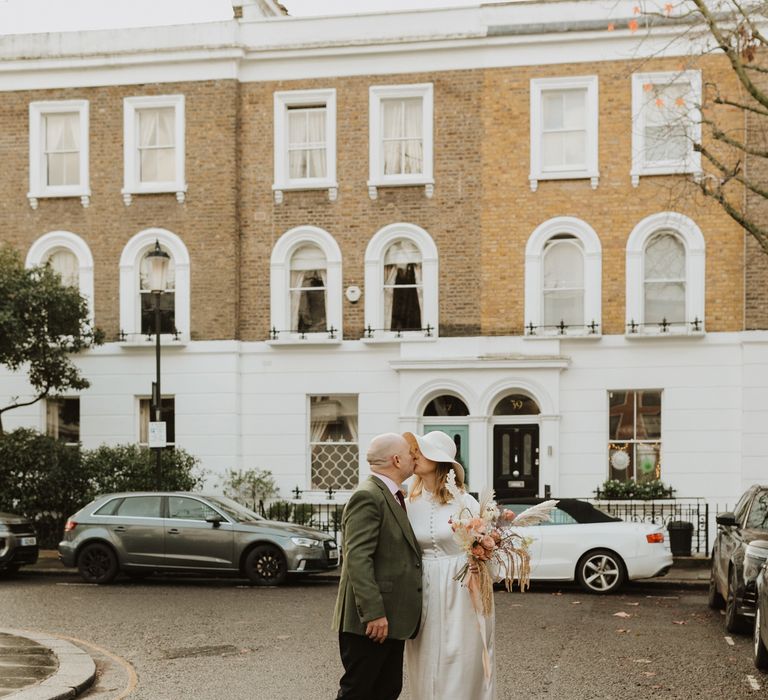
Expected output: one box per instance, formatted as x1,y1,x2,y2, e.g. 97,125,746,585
404,432,465,505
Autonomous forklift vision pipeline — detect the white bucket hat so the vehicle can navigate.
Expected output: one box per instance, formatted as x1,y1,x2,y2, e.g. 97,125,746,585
414,431,465,485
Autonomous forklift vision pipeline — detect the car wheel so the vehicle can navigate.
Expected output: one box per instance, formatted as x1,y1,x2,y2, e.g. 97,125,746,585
725,566,750,634
708,564,725,610
77,543,119,584
244,545,287,586
754,604,768,671
576,549,626,594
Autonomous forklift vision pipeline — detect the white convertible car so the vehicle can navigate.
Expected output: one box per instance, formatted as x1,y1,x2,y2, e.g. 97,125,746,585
498,498,674,594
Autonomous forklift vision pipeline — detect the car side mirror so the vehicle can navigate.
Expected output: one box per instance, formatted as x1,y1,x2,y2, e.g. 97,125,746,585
205,514,224,528
716,512,738,528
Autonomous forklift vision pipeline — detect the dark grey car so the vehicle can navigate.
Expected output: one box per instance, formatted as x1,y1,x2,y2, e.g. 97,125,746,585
58,492,339,585
0,512,39,574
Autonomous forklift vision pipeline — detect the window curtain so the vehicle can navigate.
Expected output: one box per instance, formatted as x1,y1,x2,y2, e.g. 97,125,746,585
382,262,399,330
45,113,79,186
290,268,327,332
138,108,175,182
345,413,358,445
46,400,59,440
382,98,423,175
288,108,326,179
47,249,79,288
384,240,423,331
542,240,584,327
645,83,689,163
644,232,686,324
310,413,330,443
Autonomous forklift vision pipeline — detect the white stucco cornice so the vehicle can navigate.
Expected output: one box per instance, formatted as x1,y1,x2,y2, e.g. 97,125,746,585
0,1,718,91
390,354,570,371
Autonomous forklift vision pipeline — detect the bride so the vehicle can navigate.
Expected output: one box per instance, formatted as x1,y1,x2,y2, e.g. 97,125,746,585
403,431,496,700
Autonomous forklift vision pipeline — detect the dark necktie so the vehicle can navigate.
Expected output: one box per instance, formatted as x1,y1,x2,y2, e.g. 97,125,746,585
395,490,407,512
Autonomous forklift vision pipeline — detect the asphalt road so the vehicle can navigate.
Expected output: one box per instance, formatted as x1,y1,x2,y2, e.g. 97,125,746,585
0,574,763,699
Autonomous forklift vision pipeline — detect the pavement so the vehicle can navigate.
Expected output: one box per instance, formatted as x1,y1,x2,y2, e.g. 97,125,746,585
1,549,709,699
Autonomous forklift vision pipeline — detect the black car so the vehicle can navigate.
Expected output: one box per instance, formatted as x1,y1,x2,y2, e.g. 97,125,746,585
708,485,768,633
0,512,39,574
754,559,768,671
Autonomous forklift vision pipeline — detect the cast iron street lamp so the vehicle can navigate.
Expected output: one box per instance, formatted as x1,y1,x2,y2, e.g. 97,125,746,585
146,240,170,489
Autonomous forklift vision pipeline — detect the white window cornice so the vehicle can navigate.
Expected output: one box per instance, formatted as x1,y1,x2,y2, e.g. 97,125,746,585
269,226,343,343
119,228,190,342
273,88,338,204
529,75,599,192
630,70,702,187
122,94,187,206
524,216,602,338
25,230,95,324
368,83,434,200
364,222,438,341
27,100,90,209
625,211,706,336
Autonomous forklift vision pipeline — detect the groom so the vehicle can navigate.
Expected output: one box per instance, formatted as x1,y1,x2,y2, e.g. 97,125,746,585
333,433,423,699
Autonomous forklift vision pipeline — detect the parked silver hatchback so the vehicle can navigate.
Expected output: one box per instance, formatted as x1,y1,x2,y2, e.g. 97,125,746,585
58,492,339,585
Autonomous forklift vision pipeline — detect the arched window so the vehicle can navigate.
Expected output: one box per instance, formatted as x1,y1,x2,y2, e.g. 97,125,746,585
290,244,327,333
643,232,686,325
424,395,469,417
270,226,342,341
119,228,190,342
542,236,584,328
525,217,601,336
26,231,94,320
626,212,705,335
384,240,422,331
364,223,438,339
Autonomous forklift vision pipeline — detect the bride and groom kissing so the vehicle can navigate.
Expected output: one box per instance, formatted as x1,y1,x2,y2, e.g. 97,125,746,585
333,431,496,700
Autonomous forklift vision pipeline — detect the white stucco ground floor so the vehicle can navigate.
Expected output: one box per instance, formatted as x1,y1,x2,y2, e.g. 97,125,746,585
1,331,766,509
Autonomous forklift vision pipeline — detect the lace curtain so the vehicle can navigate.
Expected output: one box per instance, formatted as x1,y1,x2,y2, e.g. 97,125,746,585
45,112,80,186
138,107,175,182
644,232,686,324
382,98,423,175
288,107,327,179
542,238,584,327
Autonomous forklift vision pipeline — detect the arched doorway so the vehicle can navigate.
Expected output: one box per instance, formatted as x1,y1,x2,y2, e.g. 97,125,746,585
422,394,470,487
492,393,541,498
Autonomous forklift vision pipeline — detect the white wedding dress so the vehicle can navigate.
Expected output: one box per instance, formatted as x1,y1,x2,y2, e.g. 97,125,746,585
405,488,495,700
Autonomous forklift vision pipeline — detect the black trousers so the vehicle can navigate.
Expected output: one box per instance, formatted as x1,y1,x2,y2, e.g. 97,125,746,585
336,632,405,700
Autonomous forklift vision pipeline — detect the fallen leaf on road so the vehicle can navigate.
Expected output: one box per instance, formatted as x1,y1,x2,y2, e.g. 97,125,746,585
627,602,640,606
616,628,630,634
613,611,632,618
571,601,582,605
276,635,291,640
642,671,657,677
672,620,687,625
633,659,653,664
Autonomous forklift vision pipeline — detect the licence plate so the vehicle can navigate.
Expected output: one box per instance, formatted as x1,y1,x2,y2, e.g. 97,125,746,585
328,549,338,559
20,537,36,546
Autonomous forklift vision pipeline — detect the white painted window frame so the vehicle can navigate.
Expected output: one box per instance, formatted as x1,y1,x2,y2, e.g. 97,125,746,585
364,222,438,341
368,83,434,200
631,70,702,186
524,216,602,337
28,100,90,209
25,230,95,324
269,226,343,344
529,76,599,192
119,228,191,343
122,95,187,206
273,89,337,204
625,212,705,336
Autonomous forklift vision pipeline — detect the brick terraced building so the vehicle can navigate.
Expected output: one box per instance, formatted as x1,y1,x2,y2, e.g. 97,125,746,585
1,0,766,508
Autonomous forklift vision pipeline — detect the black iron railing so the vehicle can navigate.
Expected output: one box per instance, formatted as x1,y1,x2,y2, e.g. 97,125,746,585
589,498,710,554
258,499,345,541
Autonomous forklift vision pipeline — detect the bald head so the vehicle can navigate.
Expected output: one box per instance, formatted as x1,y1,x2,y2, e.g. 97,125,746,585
367,433,414,481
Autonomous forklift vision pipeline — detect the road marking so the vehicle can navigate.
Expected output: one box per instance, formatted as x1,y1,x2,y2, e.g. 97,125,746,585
747,675,760,691
724,636,735,646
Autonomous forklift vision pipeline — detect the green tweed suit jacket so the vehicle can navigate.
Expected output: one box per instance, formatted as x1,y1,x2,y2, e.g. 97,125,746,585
332,475,423,640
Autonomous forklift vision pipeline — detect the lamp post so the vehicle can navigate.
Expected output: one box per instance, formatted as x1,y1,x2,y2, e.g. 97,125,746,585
146,240,170,489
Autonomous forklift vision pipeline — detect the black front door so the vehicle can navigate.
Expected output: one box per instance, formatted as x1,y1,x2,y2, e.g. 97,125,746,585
493,424,539,498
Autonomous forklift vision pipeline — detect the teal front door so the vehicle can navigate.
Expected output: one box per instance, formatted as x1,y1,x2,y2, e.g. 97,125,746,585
423,424,469,487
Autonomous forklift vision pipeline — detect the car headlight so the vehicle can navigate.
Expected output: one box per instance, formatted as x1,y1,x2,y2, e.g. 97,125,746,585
291,537,322,548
